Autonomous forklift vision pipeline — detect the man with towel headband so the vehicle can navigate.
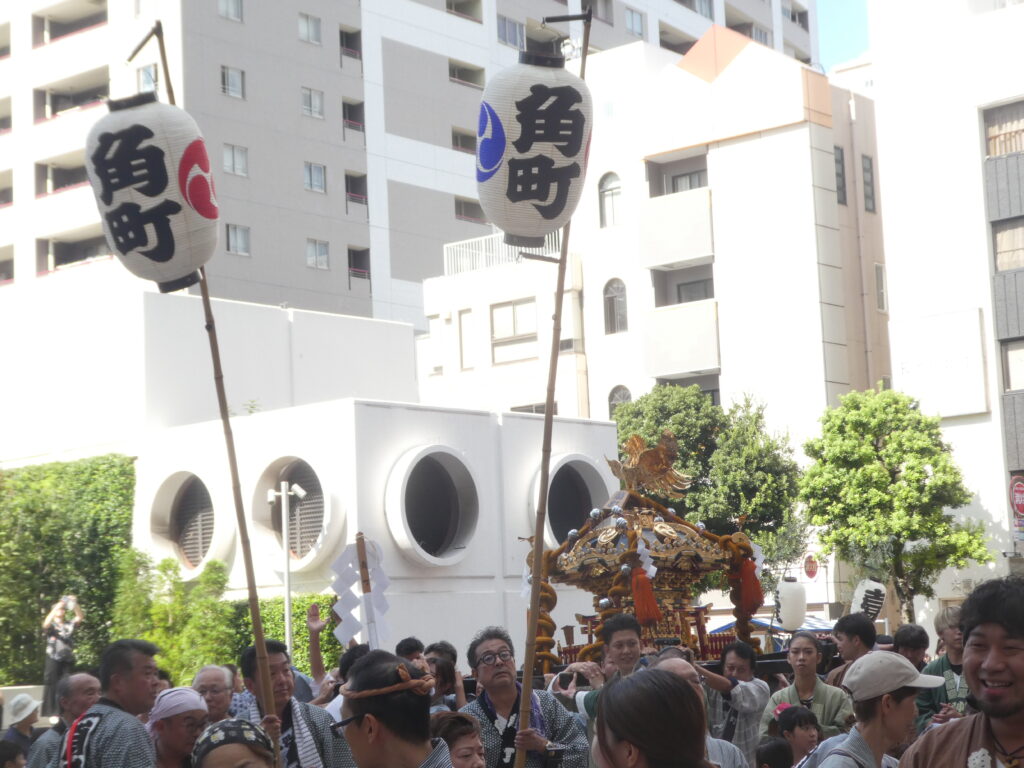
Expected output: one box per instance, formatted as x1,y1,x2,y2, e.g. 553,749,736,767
147,687,208,768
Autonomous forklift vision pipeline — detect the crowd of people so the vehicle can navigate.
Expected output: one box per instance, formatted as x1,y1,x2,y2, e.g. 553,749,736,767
0,574,1022,768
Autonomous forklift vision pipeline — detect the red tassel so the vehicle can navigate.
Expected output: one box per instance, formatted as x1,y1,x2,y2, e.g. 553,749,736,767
631,567,663,626
738,559,764,614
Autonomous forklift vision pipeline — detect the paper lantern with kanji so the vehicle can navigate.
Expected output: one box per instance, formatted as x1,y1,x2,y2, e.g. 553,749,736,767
86,92,218,292
476,52,592,247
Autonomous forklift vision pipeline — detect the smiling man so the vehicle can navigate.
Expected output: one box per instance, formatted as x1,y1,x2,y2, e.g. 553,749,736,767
900,576,1024,767
239,639,353,768
460,626,587,768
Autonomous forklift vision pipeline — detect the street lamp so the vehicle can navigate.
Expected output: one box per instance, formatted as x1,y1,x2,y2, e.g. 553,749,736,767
267,481,307,652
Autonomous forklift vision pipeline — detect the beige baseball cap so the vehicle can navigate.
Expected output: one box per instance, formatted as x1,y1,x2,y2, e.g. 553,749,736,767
842,651,944,702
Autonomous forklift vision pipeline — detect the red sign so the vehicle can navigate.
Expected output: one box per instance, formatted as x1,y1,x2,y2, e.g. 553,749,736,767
1010,475,1024,521
804,554,819,580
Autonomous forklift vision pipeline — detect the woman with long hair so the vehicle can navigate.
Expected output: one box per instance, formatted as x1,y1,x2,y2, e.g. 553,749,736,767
429,657,467,713
594,669,713,768
758,633,853,740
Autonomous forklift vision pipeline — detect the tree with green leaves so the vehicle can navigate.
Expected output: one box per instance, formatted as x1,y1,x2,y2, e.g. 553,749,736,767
613,387,803,592
800,388,991,623
111,549,155,640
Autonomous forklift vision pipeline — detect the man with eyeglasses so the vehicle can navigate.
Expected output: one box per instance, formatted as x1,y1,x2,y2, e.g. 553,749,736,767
192,666,233,724
460,626,587,768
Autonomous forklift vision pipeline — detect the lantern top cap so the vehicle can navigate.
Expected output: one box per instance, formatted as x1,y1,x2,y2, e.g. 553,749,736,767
108,92,158,112
518,51,566,68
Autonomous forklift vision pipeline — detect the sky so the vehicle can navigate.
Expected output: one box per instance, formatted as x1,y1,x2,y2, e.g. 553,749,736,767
816,0,870,72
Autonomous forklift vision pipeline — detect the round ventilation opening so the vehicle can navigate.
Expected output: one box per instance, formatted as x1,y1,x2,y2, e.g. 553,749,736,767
271,460,325,559
172,477,214,568
549,464,594,543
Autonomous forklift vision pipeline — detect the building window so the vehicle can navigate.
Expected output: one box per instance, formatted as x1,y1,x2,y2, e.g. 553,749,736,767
994,217,1024,271
345,173,367,205
862,155,876,213
306,238,329,269
985,100,1024,157
221,66,245,98
223,144,248,176
343,101,365,132
218,0,243,22
298,13,322,44
498,15,526,49
340,27,362,59
491,298,538,364
874,263,887,312
752,24,772,45
172,477,214,568
137,64,158,94
694,0,713,18
599,173,621,228
225,224,250,255
304,162,326,193
1005,339,1024,392
834,146,847,205
452,128,476,154
671,170,707,192
301,86,324,118
449,60,485,88
677,278,714,303
625,8,644,36
604,279,628,334
455,198,487,223
608,385,632,419
348,247,370,279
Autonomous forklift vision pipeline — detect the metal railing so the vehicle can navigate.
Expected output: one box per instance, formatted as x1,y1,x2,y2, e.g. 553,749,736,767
443,229,561,275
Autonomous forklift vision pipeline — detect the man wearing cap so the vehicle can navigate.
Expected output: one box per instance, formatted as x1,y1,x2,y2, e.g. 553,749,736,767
51,638,161,768
900,576,1024,767
3,693,41,752
26,673,100,768
340,649,453,768
797,652,942,768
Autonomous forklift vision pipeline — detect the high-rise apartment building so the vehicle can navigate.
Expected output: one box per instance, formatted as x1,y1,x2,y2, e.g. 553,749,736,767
0,0,816,326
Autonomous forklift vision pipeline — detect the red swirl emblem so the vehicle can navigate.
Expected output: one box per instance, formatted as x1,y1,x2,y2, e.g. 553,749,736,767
178,139,218,220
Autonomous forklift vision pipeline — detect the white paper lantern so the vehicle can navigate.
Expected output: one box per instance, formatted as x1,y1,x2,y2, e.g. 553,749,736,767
86,92,218,292
850,579,886,620
777,577,807,632
476,52,593,247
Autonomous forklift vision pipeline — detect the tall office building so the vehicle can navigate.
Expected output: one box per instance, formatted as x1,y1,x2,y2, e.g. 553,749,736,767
0,0,816,326
870,0,1024,609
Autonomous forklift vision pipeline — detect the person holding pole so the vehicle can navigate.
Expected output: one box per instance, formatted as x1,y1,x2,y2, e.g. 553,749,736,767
459,627,587,768
239,640,353,768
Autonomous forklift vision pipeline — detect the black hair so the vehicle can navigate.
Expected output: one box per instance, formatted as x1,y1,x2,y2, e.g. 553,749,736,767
157,668,173,684
852,686,919,723
833,613,877,649
339,644,371,682
425,640,458,666
99,639,160,690
432,656,457,698
346,650,430,744
467,626,515,669
960,576,1024,641
777,705,819,736
756,738,793,768
599,613,642,644
893,624,929,651
395,637,425,658
788,632,823,653
720,640,757,674
430,711,481,748
596,669,711,768
0,742,25,766
240,639,290,680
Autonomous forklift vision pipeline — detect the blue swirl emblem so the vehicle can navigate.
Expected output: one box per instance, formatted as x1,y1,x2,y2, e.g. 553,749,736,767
476,101,505,182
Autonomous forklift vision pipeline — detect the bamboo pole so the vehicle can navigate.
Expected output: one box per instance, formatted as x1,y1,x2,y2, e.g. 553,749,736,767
129,22,277,761
513,17,592,768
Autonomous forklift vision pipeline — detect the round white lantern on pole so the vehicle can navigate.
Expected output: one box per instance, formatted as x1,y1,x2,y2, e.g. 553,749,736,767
476,51,593,247
86,92,218,292
777,577,807,632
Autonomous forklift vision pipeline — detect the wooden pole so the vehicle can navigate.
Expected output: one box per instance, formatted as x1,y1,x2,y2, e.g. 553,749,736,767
129,21,276,760
513,18,592,768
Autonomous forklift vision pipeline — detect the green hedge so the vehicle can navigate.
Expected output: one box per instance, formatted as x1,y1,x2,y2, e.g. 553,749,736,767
0,454,135,684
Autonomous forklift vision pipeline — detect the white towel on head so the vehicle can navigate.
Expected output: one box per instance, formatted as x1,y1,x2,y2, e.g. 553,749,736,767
146,686,208,734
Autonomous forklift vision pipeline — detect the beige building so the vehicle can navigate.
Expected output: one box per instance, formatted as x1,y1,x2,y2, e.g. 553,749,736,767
0,0,816,327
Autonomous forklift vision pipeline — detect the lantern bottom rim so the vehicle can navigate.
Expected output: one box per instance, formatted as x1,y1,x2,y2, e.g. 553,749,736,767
158,271,201,293
504,233,547,248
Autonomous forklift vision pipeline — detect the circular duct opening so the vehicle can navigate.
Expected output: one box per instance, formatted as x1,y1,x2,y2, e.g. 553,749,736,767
270,460,326,559
171,476,214,568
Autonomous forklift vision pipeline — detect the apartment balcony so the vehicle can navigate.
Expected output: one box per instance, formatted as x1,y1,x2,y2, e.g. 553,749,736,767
443,229,561,275
32,183,98,238
638,186,714,270
642,299,720,379
31,21,110,86
32,99,104,157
